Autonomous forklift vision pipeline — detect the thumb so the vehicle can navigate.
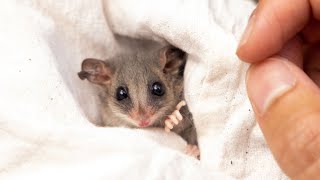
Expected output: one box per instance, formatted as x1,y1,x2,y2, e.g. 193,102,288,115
247,58,320,179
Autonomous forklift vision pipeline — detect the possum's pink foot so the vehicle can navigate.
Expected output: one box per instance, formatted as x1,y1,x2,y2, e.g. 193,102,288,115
185,144,200,159
164,100,186,132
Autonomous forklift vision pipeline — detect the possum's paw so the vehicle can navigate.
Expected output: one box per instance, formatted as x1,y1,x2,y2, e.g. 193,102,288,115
164,100,186,132
185,144,200,159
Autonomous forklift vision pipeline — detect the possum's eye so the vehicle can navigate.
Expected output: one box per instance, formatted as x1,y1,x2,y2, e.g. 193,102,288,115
151,82,165,96
116,86,128,101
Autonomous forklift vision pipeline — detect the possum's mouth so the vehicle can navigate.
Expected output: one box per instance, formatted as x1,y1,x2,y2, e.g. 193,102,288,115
138,120,151,127
125,105,175,128
126,116,153,128
131,116,158,128
129,113,164,128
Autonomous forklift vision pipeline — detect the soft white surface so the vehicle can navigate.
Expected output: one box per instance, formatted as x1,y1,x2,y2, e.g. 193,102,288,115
0,0,287,179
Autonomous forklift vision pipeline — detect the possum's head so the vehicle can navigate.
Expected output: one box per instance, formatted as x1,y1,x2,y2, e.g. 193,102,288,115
78,46,186,128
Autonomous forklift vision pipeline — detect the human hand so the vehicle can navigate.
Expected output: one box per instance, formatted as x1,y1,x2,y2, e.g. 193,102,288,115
237,0,320,179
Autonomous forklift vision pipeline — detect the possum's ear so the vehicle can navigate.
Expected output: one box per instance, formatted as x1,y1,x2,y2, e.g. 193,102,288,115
160,46,186,75
78,58,113,85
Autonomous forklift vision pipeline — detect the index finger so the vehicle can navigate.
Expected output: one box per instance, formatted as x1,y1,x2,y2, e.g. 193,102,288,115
237,0,311,62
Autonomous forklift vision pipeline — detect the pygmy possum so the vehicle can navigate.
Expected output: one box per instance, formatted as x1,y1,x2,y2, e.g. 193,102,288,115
78,45,199,158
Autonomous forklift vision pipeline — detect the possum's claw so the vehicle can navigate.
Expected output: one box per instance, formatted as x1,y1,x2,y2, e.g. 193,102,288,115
176,100,186,110
185,144,200,159
164,100,186,132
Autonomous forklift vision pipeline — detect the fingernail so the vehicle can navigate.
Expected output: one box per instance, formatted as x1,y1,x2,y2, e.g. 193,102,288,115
246,59,296,114
237,13,256,50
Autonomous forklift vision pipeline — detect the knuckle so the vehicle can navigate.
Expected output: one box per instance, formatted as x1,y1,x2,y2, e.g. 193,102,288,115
279,111,320,177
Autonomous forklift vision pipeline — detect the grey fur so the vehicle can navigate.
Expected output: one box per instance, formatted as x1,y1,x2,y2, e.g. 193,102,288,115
79,43,197,145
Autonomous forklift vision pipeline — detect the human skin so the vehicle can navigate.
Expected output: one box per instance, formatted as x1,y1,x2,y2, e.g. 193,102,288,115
237,0,320,179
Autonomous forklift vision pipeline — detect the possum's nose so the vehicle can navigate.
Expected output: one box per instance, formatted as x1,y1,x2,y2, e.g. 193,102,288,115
134,114,152,127
130,106,155,127
134,113,152,122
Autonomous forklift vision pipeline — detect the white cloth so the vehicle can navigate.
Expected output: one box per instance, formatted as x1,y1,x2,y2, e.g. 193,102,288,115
0,0,288,179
